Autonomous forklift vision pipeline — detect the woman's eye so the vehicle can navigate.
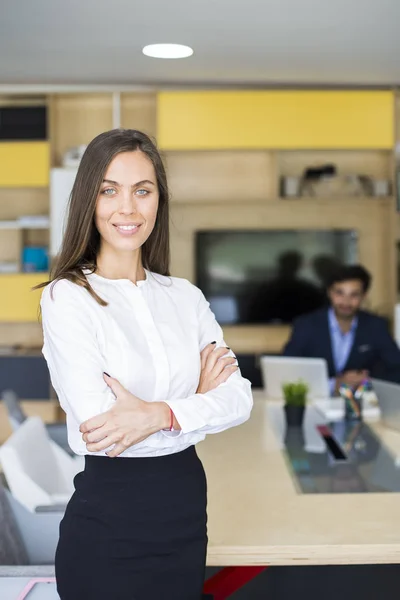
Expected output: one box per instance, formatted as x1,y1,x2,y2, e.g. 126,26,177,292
136,189,149,196
102,188,116,196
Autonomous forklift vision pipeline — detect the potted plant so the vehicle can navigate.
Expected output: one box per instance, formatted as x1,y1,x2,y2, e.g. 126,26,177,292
282,380,308,427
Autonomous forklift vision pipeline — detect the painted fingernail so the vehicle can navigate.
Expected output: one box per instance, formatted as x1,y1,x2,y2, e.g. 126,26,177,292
104,372,111,377
226,346,230,350
211,341,216,344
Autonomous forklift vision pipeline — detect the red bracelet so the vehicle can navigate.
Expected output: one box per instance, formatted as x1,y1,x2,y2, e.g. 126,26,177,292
163,405,174,432
168,407,174,431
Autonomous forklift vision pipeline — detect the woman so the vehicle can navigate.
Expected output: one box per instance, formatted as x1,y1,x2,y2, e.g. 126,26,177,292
39,129,253,600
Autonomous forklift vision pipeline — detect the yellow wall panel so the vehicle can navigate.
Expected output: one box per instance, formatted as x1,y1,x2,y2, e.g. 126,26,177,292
0,142,50,186
0,274,48,322
158,91,394,150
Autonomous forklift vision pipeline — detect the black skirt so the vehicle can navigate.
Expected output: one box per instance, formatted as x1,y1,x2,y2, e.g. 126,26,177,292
55,445,208,600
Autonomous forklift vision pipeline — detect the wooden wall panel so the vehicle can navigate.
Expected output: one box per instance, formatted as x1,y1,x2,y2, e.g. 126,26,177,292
0,322,43,348
0,188,49,220
120,92,157,138
0,230,22,263
50,94,113,166
165,151,277,203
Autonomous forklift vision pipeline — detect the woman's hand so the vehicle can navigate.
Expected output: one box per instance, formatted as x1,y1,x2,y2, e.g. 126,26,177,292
196,343,238,394
79,374,170,457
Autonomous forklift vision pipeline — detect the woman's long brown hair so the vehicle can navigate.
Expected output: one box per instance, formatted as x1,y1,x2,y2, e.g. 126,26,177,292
35,129,170,304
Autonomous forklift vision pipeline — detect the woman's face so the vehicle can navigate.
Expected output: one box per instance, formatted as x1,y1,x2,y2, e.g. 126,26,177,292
95,150,159,255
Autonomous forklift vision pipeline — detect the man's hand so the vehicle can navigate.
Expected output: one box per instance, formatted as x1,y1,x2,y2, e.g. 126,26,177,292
335,369,369,391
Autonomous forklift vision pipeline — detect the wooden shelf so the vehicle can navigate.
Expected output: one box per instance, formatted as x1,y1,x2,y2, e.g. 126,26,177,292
277,149,393,179
277,195,394,202
170,195,395,206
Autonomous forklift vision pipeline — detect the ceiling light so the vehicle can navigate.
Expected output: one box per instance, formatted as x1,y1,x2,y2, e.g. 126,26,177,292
142,44,194,59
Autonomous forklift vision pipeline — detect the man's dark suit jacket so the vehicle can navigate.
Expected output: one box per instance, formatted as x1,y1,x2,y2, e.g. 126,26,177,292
283,308,400,382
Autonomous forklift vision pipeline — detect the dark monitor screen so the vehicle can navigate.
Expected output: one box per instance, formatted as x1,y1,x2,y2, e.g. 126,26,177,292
195,229,358,324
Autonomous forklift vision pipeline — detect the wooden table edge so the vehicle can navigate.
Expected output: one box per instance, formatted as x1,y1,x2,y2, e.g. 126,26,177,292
206,544,400,566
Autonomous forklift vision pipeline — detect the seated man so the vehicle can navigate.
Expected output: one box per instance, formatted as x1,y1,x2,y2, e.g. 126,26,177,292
283,264,400,395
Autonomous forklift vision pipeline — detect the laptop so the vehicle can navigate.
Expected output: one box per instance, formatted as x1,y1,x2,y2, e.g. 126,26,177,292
371,378,400,432
260,356,330,400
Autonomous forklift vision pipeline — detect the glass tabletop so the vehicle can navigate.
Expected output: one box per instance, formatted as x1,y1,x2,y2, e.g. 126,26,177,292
267,403,400,494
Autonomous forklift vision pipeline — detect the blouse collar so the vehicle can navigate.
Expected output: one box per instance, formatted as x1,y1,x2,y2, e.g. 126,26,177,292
83,267,149,288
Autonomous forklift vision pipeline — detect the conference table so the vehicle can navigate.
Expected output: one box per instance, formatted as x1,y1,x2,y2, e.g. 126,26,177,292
199,390,400,597
2,390,400,599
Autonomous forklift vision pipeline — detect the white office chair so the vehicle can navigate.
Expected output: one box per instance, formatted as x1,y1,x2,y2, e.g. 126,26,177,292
0,475,28,565
0,417,83,513
0,471,63,565
1,389,74,456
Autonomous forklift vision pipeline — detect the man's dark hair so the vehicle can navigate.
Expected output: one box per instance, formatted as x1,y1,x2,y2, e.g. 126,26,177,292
328,264,372,293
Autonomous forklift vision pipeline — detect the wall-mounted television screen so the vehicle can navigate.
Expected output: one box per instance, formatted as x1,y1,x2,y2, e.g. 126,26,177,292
195,229,358,325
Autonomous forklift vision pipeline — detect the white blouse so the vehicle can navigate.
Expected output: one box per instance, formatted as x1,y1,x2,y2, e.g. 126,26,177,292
40,270,253,458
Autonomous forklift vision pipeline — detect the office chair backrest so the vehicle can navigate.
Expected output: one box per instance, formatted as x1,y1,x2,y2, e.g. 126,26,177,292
0,476,28,565
1,390,27,430
0,417,75,511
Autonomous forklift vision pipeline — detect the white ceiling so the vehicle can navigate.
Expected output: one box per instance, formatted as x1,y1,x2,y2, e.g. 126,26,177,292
1,0,399,87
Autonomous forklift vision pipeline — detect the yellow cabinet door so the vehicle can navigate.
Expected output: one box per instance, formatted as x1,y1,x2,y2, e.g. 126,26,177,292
157,91,394,150
0,142,50,187
0,273,47,321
